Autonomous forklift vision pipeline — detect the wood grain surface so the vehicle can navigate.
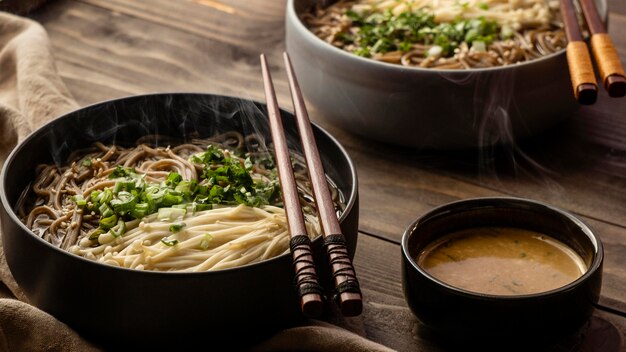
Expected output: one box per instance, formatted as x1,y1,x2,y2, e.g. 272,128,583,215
23,0,626,349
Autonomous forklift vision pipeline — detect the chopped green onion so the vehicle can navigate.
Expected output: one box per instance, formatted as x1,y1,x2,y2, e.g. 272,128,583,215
169,223,186,233
162,191,183,206
113,180,136,194
340,7,498,59
85,142,280,231
99,203,114,218
472,41,487,52
88,229,104,241
200,233,213,250
161,237,179,246
144,186,165,205
166,172,182,186
427,45,443,57
82,159,93,167
244,157,253,170
195,203,212,211
90,190,102,204
72,194,87,208
110,191,137,215
109,165,134,179
130,202,150,219
500,25,514,39
175,180,197,197
110,219,126,237
99,214,118,230
97,189,113,204
157,207,187,221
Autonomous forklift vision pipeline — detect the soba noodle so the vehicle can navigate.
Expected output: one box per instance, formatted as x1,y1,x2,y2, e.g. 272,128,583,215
304,0,566,68
20,132,344,272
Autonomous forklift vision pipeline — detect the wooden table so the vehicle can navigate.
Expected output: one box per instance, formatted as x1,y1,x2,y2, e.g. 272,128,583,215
25,0,626,350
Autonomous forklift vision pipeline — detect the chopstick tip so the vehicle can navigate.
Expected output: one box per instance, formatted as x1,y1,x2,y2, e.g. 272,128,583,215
606,74,626,98
301,293,325,318
577,83,598,105
339,293,363,317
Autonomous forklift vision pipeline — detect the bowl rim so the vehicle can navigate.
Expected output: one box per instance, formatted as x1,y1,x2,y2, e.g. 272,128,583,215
0,92,359,277
287,0,609,74
400,196,604,300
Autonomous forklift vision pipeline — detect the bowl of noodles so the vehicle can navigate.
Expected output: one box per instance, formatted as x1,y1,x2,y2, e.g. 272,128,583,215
286,0,608,148
0,93,359,349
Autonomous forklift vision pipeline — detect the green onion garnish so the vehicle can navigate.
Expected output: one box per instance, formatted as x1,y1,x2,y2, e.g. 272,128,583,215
169,223,186,233
161,238,179,246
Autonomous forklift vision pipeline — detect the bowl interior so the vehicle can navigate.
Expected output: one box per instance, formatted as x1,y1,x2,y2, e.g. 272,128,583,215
403,197,602,296
290,0,609,74
3,92,357,238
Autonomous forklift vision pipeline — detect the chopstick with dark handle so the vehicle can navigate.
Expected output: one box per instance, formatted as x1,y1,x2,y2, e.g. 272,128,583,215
579,0,626,97
283,52,363,317
560,0,598,104
260,54,325,318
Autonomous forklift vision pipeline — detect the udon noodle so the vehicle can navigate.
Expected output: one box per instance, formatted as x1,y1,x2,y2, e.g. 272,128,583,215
19,132,344,272
304,0,566,68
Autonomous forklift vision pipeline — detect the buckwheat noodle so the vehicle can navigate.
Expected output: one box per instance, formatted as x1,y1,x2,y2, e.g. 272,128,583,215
20,132,344,272
304,0,566,69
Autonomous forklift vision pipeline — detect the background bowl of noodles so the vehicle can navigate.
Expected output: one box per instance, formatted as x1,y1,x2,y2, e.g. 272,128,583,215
286,0,608,149
0,93,359,349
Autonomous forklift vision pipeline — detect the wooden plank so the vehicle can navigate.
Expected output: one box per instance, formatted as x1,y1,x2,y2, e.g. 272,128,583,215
30,0,292,107
76,0,287,52
608,0,626,16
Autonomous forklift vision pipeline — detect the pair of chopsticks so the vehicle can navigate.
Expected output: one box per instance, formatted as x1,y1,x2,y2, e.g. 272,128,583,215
260,52,363,317
561,0,626,104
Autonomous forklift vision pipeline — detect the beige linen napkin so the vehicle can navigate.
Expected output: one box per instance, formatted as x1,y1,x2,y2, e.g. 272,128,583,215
0,11,395,352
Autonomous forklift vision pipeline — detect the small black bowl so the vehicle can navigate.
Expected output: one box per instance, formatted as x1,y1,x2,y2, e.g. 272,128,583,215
0,93,359,349
401,197,603,346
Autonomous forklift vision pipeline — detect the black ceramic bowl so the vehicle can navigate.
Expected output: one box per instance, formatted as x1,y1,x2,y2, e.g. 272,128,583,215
0,93,359,348
401,197,603,346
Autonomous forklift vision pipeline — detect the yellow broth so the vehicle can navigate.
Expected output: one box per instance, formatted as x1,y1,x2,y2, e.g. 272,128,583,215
417,227,586,295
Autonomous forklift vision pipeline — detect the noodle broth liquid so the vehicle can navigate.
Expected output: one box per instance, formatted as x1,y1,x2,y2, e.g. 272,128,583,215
417,227,586,295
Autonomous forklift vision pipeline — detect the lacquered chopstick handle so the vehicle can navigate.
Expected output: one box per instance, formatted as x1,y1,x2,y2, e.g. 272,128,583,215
590,34,626,96
260,54,324,318
566,41,598,105
579,0,626,97
560,0,598,104
283,52,362,317
290,234,325,317
323,234,362,316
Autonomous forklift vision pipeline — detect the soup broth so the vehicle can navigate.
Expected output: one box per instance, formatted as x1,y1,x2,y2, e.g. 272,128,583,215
417,227,586,295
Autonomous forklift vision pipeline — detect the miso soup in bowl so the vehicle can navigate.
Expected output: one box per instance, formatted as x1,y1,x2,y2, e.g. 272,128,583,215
419,227,587,296
401,197,603,345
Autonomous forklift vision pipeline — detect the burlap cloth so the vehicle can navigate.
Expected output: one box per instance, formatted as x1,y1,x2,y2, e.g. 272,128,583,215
0,11,397,352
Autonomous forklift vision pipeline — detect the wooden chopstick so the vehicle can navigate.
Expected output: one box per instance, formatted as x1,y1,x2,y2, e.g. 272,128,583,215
560,0,598,104
260,54,325,318
283,52,363,317
578,0,626,97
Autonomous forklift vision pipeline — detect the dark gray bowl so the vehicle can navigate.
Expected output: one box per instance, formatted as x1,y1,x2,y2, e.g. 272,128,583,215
0,93,359,349
286,0,608,149
401,197,603,347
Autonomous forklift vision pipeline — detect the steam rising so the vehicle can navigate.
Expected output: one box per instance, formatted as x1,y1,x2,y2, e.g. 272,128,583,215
45,94,304,169
438,69,559,186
